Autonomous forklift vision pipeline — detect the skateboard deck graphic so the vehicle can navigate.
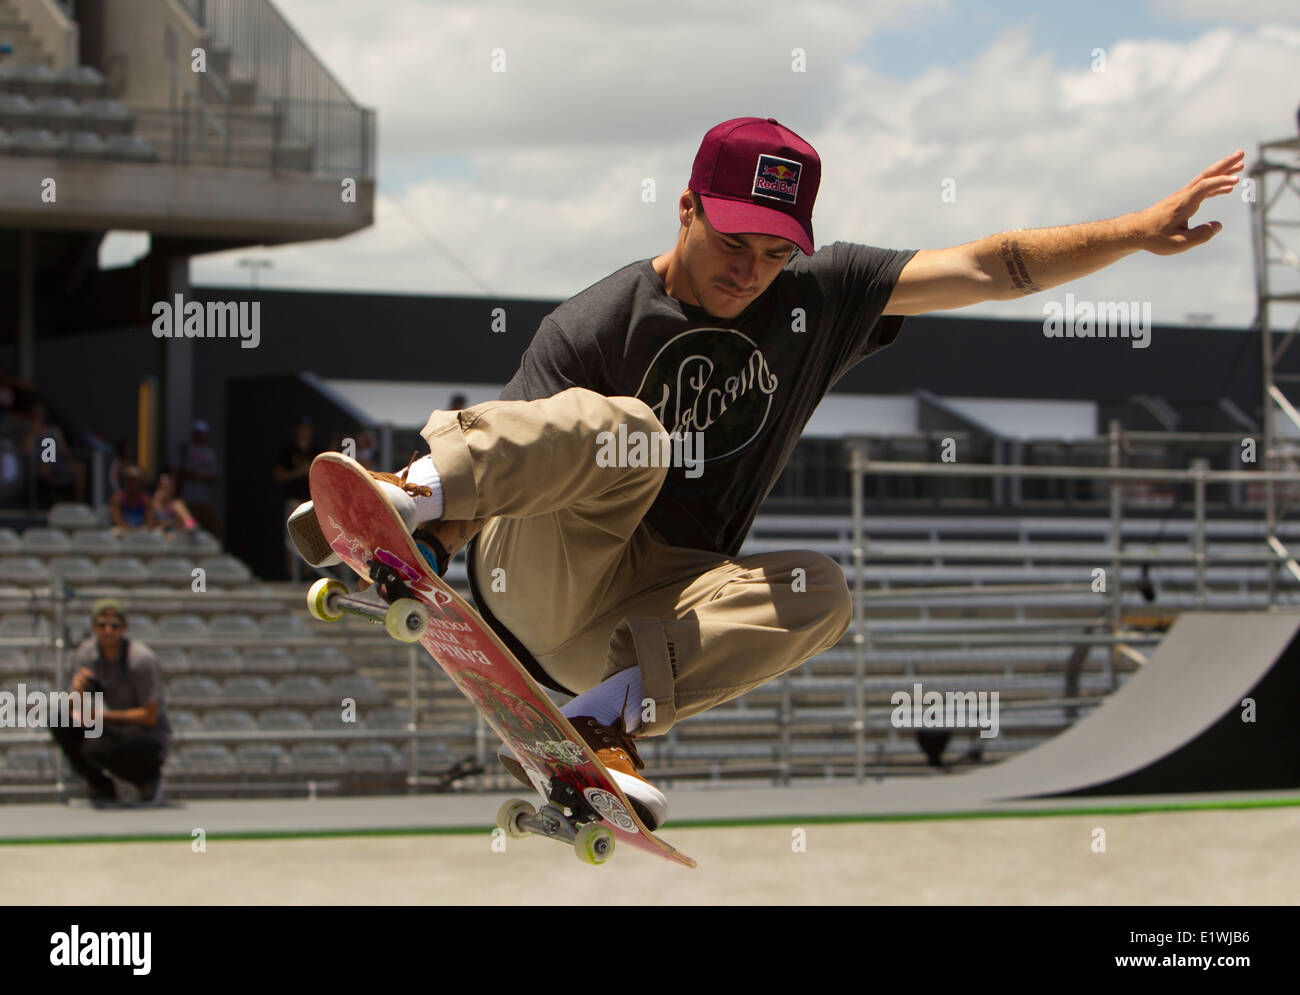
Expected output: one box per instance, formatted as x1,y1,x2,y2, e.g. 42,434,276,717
307,453,695,868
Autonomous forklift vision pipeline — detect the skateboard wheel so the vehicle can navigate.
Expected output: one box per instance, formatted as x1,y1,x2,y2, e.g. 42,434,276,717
384,598,428,643
573,823,615,865
497,799,535,840
306,578,347,622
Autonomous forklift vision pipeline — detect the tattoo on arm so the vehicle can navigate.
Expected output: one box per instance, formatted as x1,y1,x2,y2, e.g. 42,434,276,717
998,238,1042,295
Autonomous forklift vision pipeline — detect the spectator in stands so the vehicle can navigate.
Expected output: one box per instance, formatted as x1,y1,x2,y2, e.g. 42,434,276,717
51,598,171,808
108,465,154,532
152,467,197,534
275,418,316,578
108,439,135,493
178,420,220,536
22,401,86,503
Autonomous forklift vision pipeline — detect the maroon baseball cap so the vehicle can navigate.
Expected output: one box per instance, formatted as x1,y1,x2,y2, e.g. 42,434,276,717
689,117,820,255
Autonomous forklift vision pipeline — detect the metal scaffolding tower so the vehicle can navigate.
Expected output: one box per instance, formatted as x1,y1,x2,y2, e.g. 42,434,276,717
1251,133,1300,601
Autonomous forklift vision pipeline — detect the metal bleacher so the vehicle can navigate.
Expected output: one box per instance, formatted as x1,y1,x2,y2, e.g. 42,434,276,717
0,503,481,800
5,494,1296,797
0,60,157,163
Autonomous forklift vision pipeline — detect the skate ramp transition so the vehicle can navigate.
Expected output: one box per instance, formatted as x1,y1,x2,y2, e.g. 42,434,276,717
956,611,1300,800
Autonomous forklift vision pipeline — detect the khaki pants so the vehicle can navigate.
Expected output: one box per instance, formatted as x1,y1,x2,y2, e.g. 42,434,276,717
421,387,851,737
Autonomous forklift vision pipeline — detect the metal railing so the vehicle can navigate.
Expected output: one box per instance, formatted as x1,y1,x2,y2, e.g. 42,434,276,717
13,426,1300,795
175,0,374,178
845,425,1300,784
771,429,1274,511
129,98,372,176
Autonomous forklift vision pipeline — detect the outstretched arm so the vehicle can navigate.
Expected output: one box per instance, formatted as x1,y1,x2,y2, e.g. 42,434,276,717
884,150,1244,315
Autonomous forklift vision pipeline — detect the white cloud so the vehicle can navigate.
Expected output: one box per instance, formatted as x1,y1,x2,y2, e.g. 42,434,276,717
1153,0,1300,25
270,0,943,154
192,5,1300,331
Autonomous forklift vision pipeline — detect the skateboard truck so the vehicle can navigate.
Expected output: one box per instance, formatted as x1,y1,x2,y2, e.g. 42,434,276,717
367,559,415,603
306,575,430,643
496,776,615,865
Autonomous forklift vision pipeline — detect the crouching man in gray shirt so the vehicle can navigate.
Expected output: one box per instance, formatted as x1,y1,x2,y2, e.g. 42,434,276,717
51,598,171,807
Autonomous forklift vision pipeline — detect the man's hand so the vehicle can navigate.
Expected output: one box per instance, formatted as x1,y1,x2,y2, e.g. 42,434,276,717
1135,150,1243,256
70,667,94,694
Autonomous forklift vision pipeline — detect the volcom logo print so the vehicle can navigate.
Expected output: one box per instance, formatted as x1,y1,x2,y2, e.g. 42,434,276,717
635,328,778,461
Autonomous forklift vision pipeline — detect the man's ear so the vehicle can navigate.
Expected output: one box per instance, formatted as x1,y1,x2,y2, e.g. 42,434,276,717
681,191,695,227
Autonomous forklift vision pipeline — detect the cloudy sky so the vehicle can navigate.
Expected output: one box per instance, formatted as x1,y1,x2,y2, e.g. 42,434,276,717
121,0,1300,328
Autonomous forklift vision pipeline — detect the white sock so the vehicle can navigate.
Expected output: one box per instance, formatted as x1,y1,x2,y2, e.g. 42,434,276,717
561,667,644,733
398,455,443,521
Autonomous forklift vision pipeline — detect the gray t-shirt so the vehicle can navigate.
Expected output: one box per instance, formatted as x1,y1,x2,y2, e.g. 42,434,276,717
73,637,172,746
502,242,916,554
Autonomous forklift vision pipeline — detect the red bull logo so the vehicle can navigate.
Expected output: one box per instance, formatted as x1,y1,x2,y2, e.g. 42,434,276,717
752,154,801,204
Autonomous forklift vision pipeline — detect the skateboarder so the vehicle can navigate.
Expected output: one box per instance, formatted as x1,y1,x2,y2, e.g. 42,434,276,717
291,117,1240,828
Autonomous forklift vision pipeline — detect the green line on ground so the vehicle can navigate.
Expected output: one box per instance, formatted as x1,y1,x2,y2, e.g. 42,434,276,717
667,794,1300,828
1,794,1296,845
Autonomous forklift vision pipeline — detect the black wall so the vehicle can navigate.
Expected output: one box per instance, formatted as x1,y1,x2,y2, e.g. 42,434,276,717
226,374,377,580
19,288,1273,469
13,283,1285,583
837,314,1262,417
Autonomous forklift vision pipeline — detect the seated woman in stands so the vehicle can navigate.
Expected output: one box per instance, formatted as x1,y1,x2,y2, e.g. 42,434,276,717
151,468,197,533
109,465,155,532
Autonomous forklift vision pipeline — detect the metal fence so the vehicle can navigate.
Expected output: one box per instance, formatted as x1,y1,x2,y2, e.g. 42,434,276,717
845,427,1300,783
770,429,1278,511
129,96,373,177
173,0,374,178
11,427,1300,796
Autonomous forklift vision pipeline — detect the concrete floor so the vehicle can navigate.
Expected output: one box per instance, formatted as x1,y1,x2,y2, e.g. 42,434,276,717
3,805,1296,904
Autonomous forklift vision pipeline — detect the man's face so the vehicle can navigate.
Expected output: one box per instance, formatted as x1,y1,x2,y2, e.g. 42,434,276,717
93,612,126,656
680,200,796,319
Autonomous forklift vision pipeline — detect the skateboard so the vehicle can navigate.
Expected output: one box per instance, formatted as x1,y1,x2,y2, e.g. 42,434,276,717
304,452,695,868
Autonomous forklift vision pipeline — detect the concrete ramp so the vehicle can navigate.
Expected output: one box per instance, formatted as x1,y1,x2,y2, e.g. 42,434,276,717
961,611,1300,800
